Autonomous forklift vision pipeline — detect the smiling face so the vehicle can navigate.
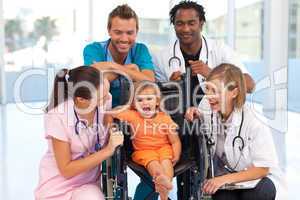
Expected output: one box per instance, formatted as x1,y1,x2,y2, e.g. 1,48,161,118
134,87,159,119
174,8,203,47
108,16,137,55
205,78,238,118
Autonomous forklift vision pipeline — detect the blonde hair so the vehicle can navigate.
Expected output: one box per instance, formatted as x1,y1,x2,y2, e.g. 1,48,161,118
207,63,246,109
134,81,161,97
132,81,161,109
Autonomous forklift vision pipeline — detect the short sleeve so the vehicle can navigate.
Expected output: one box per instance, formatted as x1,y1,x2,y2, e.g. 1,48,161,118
44,113,69,142
249,122,278,168
134,43,155,71
152,50,169,82
161,114,178,132
114,109,138,123
83,42,105,66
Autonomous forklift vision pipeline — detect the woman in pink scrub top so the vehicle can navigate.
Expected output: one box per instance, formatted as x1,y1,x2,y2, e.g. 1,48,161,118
35,66,124,200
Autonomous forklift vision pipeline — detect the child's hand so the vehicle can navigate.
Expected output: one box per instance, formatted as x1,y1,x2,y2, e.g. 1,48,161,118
185,107,201,121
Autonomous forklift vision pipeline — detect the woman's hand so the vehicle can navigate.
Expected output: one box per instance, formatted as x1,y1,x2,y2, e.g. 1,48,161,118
106,128,124,154
185,107,201,121
202,176,228,195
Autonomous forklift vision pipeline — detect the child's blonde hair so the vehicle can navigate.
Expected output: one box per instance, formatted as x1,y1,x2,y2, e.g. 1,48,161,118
132,81,161,108
207,63,246,109
134,81,161,98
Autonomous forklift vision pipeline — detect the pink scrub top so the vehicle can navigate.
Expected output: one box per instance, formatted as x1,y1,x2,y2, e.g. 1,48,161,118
35,96,111,200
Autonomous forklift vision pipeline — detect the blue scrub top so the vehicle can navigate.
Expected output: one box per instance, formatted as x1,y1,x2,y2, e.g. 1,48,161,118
83,39,155,107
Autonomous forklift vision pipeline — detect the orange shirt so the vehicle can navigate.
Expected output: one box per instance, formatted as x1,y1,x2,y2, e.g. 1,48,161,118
114,109,178,151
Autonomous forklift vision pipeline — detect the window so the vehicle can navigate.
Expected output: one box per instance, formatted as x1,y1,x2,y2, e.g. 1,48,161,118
288,0,300,112
289,1,300,59
92,0,171,53
202,0,227,43
235,0,264,60
3,0,89,102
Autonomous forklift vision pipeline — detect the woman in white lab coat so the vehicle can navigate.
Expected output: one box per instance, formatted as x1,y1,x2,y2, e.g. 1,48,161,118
185,63,287,200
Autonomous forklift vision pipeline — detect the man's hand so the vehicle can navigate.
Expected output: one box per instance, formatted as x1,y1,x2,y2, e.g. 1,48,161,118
170,71,182,81
188,60,211,78
91,61,117,71
91,62,122,82
124,63,139,72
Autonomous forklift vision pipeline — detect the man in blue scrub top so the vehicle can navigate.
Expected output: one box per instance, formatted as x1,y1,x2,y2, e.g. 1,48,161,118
83,4,155,107
83,4,156,200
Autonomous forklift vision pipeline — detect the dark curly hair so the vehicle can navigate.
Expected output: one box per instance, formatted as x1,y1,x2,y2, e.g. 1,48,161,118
169,1,206,25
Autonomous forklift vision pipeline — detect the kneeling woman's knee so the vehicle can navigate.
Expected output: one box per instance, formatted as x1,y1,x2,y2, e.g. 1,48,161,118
71,184,104,200
242,177,276,200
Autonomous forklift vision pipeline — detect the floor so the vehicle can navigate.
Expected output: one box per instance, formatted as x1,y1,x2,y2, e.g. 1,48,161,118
0,102,299,199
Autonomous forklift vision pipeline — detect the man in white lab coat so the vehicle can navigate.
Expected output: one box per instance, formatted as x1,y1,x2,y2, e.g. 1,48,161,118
153,1,255,107
151,1,256,199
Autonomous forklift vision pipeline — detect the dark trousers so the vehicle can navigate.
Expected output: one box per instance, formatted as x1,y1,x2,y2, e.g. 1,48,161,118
212,177,276,200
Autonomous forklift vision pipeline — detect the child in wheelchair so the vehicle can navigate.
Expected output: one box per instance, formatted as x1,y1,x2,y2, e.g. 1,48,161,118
107,81,181,200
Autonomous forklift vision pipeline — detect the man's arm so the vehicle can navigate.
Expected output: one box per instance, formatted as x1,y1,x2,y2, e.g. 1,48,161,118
220,42,256,93
92,62,154,82
189,60,255,93
243,73,255,93
117,65,154,82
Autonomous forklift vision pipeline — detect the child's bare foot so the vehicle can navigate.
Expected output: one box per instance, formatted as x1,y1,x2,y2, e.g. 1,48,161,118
155,174,173,190
160,194,168,200
155,184,169,200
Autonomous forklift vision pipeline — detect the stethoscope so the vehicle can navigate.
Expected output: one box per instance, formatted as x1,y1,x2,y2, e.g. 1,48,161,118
104,39,135,63
74,107,101,154
208,110,245,172
208,110,245,150
168,35,209,68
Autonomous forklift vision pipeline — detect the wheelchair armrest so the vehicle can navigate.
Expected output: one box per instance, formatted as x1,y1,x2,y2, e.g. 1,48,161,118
174,159,197,177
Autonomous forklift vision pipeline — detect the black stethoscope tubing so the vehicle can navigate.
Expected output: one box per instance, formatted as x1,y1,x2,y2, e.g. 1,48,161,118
104,39,134,62
209,110,245,151
74,107,101,152
168,35,209,68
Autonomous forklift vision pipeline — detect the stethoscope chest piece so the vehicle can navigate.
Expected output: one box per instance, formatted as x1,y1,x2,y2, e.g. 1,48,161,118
74,107,102,154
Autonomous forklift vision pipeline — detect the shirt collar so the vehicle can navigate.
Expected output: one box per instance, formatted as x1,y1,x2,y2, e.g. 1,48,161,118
104,39,133,64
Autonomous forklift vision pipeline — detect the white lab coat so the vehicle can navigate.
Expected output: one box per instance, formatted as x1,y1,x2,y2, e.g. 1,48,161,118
198,100,288,200
153,36,249,82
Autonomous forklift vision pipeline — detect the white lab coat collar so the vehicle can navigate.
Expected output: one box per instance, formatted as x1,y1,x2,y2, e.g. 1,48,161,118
199,35,210,65
230,107,243,128
172,36,211,77
208,107,243,162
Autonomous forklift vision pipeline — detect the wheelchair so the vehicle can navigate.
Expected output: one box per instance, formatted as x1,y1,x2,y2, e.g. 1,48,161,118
102,76,212,200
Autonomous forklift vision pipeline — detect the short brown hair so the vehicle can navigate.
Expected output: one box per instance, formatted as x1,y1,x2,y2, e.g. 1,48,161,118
207,63,246,109
107,4,139,30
